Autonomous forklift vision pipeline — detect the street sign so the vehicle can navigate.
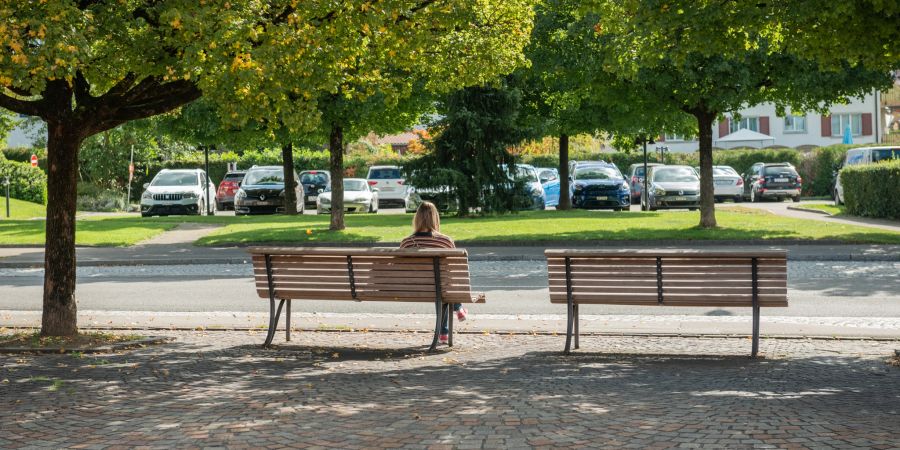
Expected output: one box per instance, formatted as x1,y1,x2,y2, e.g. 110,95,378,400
30,154,38,167
128,163,134,182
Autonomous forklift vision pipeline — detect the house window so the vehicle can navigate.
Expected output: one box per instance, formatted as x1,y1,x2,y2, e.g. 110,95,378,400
783,115,807,133
729,117,759,133
831,114,862,137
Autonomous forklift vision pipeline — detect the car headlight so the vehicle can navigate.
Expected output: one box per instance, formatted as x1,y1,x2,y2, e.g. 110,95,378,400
320,196,330,204
574,184,583,192
234,189,246,201
279,190,285,197
317,188,323,193
141,191,152,200
620,182,629,191
652,187,666,196
183,192,197,199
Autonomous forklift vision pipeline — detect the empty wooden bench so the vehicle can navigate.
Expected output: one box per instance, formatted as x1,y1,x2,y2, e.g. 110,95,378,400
249,247,485,350
545,249,788,357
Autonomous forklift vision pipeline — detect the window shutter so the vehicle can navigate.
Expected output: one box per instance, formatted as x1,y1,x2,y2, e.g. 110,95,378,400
861,113,873,136
718,119,729,138
821,115,832,137
759,116,770,135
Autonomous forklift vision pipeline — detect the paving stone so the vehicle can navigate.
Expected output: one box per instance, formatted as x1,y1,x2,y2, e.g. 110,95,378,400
1,331,899,448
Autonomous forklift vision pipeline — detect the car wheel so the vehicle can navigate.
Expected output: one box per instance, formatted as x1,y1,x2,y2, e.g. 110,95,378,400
198,200,206,216
750,189,757,203
734,195,743,203
792,196,801,203
141,212,150,218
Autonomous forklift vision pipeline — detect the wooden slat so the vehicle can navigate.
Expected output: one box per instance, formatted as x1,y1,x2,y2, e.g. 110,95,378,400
249,247,468,257
549,278,786,288
545,249,788,258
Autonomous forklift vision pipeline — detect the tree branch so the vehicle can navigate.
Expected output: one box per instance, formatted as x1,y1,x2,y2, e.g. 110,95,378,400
0,91,43,116
73,70,93,107
110,80,201,122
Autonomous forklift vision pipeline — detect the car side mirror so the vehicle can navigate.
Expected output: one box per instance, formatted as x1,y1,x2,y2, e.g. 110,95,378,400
143,183,150,190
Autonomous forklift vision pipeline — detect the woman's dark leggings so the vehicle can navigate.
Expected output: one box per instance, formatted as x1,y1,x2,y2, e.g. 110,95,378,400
441,303,462,334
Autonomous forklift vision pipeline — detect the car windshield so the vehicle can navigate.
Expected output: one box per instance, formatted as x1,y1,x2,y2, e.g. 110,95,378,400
713,167,738,176
301,172,328,184
576,167,619,180
515,167,539,182
653,167,698,183
151,172,197,187
633,165,658,177
369,168,401,179
223,173,245,181
244,168,284,185
872,148,900,162
764,166,797,176
344,180,368,191
538,170,557,180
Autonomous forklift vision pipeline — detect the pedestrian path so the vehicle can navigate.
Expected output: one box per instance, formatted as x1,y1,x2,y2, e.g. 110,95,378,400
1,331,897,448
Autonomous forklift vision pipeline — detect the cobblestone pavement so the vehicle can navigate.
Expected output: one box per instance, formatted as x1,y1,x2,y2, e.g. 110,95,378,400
1,331,898,449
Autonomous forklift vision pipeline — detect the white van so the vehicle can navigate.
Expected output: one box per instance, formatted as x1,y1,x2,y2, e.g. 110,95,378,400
366,165,406,207
834,146,900,204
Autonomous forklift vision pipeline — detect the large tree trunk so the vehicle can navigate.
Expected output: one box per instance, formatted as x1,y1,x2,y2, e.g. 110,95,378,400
695,111,717,228
557,133,571,210
328,124,345,230
281,142,298,215
42,121,83,336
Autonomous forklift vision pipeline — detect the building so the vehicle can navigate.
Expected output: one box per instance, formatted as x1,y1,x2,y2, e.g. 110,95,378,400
659,87,900,152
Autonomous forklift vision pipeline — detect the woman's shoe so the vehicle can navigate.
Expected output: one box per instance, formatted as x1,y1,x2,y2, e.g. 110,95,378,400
456,307,468,322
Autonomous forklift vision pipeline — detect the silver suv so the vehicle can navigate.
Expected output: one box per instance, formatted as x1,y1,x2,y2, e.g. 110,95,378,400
140,169,217,217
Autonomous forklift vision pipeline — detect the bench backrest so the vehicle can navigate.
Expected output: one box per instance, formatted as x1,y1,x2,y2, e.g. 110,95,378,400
545,250,788,307
249,247,477,303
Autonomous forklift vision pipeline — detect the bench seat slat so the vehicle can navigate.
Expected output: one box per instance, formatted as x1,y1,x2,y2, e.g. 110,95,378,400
549,278,787,288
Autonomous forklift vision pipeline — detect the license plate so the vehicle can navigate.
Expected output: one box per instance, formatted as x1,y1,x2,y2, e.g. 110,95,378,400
307,195,317,201
715,180,731,185
381,186,395,191
674,196,688,201
774,177,789,182
595,196,607,201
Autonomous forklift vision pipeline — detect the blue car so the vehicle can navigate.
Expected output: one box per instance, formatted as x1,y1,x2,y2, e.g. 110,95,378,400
537,167,560,207
570,163,630,211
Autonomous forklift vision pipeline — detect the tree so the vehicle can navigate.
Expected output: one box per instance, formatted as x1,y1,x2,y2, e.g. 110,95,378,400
513,0,690,209
406,82,531,215
592,0,892,228
0,108,18,148
0,0,534,336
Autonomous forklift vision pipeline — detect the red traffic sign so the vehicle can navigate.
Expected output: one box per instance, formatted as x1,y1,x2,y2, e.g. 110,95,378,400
30,154,38,167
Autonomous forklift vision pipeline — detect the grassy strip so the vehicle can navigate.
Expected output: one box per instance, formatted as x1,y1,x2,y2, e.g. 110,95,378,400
797,203,846,216
0,198,46,220
196,208,900,245
0,216,178,246
0,331,144,349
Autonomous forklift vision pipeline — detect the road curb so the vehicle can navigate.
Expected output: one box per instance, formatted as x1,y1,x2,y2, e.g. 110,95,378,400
0,335,174,354
787,205,833,216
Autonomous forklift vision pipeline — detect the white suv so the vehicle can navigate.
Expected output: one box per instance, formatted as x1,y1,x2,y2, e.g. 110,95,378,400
140,169,217,217
366,165,406,207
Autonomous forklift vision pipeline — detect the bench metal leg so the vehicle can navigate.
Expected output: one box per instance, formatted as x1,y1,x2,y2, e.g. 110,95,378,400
751,305,760,358
564,300,574,355
574,303,580,350
285,300,291,342
448,304,454,348
429,300,443,352
263,298,286,348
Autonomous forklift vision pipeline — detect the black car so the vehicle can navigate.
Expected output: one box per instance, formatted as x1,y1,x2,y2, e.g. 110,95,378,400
234,166,304,215
299,170,330,207
742,163,802,202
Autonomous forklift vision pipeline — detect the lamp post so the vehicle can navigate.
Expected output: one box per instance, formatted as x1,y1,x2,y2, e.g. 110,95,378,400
656,145,669,165
3,176,9,218
640,136,655,211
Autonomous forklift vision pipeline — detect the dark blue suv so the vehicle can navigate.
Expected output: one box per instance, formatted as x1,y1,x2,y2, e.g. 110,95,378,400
570,163,630,211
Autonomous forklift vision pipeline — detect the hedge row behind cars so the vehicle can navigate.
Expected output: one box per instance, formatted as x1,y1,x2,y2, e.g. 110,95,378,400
840,159,900,220
0,152,47,204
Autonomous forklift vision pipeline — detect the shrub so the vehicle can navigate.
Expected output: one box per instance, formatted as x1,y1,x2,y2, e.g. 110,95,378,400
1,147,46,170
0,152,48,204
840,159,900,219
76,183,127,212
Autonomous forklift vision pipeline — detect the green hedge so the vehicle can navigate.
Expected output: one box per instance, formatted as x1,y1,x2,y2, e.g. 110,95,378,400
840,159,900,219
1,147,46,170
0,152,48,204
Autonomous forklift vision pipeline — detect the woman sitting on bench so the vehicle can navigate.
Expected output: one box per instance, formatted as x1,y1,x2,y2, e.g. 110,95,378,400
400,201,469,344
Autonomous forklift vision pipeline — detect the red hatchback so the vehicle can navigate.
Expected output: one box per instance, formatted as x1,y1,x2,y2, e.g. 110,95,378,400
216,171,246,210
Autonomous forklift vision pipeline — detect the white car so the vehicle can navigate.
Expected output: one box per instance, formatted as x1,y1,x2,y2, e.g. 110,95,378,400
711,165,744,203
834,146,900,204
140,169,217,217
317,178,379,214
366,165,406,207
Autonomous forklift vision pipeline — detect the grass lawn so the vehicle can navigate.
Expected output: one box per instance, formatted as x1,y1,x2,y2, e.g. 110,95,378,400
799,202,846,216
1,198,47,219
195,207,900,245
0,216,179,246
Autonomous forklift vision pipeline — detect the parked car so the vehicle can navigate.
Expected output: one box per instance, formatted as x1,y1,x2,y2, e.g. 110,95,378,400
570,162,630,211
317,178,379,214
627,163,663,204
537,167,560,207
299,170,330,207
405,185,458,213
742,163,802,203
215,170,245,211
366,165,406,208
709,165,744,203
834,146,900,204
643,165,701,211
234,165,304,215
503,164,545,210
140,169,217,217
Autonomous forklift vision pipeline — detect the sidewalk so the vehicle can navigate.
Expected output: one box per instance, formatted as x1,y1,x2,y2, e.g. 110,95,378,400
2,242,899,267
1,330,897,448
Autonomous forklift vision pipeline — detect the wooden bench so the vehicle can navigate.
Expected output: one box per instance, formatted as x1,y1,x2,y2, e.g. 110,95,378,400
545,249,788,357
249,247,485,350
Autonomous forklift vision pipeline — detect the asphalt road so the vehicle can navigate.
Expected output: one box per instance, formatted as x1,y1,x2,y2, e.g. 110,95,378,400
2,260,898,320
